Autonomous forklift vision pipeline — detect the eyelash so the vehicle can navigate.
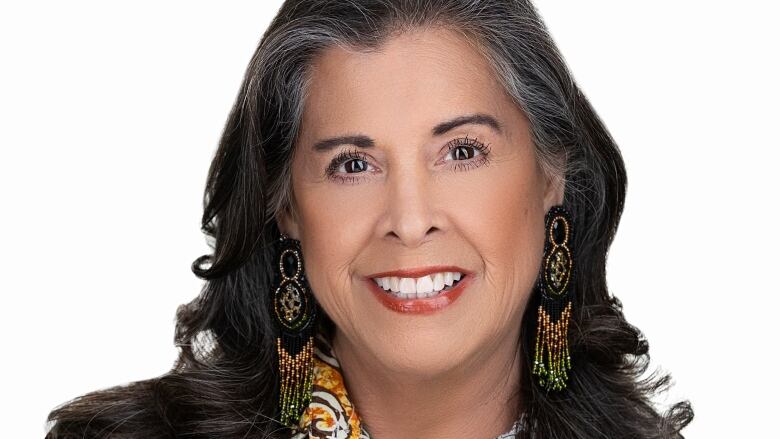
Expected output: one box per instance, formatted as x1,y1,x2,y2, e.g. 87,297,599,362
324,150,372,184
445,135,492,172
324,135,492,184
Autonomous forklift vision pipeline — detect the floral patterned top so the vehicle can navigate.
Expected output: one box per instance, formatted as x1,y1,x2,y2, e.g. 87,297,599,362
290,329,525,439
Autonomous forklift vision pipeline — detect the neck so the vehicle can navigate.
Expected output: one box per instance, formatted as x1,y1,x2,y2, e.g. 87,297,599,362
331,329,523,439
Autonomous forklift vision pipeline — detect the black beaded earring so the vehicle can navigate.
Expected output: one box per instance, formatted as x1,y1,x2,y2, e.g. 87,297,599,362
532,205,575,391
272,233,318,428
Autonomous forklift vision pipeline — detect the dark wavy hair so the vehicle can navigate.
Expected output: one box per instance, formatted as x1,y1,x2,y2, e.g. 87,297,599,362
46,1,693,437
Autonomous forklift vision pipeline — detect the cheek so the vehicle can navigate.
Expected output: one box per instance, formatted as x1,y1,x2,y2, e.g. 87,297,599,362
454,160,547,312
291,177,380,326
295,178,381,270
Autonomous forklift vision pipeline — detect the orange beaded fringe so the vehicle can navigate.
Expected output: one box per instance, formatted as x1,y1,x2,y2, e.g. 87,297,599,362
532,301,572,391
277,337,314,427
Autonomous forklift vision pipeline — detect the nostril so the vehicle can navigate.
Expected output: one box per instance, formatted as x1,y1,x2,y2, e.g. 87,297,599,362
385,225,440,247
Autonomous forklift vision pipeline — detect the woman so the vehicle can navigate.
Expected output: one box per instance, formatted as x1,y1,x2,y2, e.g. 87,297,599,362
46,0,693,437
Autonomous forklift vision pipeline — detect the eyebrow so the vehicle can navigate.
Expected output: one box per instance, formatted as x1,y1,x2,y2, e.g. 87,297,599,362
311,113,502,152
431,113,502,136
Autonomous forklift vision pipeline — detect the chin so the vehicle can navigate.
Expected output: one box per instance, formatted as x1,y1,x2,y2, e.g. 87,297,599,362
366,322,481,377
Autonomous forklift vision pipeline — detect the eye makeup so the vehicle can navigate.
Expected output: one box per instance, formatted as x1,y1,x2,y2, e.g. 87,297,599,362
442,135,492,171
325,149,370,176
323,135,492,183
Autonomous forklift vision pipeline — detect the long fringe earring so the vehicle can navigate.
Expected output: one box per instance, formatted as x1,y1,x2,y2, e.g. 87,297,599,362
532,205,575,391
272,233,318,428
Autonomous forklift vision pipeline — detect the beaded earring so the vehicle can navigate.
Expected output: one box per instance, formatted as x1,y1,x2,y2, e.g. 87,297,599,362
272,233,318,428
532,205,575,391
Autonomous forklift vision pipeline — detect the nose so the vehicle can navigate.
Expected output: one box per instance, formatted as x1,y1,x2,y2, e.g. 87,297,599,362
382,161,440,248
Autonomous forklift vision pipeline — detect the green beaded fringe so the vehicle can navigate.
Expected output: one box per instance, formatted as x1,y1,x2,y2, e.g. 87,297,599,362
277,337,314,428
532,300,572,391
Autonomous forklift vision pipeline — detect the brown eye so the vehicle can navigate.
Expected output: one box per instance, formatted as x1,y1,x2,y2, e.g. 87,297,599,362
442,136,492,172
444,136,490,163
324,149,378,183
450,145,477,160
343,159,369,173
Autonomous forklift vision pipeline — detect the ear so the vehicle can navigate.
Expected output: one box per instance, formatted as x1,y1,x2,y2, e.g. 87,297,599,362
276,203,302,240
542,166,566,211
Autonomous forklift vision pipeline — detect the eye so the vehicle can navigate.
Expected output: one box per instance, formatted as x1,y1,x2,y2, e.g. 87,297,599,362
325,149,377,183
449,144,478,160
341,158,369,173
443,135,492,170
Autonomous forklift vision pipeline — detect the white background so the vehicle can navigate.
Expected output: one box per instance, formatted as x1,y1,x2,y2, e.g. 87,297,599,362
1,1,777,437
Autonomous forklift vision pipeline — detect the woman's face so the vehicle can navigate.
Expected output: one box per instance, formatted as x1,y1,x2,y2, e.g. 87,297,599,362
279,27,563,376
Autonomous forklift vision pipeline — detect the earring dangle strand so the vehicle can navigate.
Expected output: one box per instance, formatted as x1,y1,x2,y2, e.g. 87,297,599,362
532,205,575,391
272,233,318,429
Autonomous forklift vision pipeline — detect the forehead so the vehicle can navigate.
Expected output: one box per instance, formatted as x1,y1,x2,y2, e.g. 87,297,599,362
298,27,512,140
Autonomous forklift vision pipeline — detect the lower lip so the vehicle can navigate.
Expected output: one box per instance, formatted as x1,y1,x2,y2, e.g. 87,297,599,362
366,275,472,314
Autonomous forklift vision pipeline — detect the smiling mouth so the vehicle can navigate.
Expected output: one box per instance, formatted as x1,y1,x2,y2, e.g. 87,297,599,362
371,271,464,300
364,265,472,313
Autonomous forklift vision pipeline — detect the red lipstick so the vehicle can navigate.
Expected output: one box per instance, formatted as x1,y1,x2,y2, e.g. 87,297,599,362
364,266,473,314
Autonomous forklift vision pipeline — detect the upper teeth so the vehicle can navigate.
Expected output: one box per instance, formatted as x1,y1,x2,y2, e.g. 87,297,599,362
372,271,463,298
